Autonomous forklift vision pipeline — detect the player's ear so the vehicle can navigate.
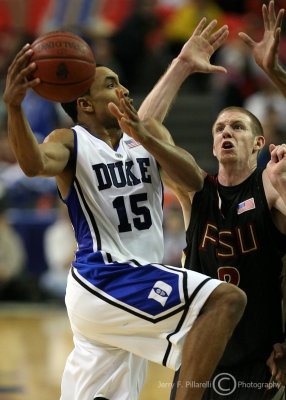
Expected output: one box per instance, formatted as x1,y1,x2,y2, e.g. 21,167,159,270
213,143,217,157
253,135,265,152
77,97,93,112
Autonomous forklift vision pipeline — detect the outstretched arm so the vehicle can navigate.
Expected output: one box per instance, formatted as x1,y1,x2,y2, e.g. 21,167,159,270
239,0,286,96
3,44,72,178
109,91,204,193
138,18,228,122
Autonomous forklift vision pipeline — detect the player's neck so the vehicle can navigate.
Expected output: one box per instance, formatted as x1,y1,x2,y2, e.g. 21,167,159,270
79,122,123,149
218,164,257,186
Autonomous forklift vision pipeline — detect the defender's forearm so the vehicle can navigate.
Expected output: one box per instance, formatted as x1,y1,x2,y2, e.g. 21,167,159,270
267,64,286,98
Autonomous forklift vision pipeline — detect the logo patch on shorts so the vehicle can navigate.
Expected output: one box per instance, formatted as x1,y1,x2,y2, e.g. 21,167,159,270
148,281,172,306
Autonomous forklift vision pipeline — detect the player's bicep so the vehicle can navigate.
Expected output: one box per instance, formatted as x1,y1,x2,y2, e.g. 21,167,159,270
38,130,73,177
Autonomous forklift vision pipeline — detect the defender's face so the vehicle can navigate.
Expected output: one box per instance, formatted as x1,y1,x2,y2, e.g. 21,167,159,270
212,110,258,164
88,66,130,127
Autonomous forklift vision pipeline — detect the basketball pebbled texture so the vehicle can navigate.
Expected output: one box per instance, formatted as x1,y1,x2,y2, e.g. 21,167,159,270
29,31,96,103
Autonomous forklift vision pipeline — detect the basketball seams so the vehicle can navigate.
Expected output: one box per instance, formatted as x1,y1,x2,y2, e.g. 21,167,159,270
36,75,95,86
31,31,90,46
31,56,95,64
29,30,96,102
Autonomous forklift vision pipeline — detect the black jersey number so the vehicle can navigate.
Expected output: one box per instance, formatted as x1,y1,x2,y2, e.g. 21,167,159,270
113,193,152,232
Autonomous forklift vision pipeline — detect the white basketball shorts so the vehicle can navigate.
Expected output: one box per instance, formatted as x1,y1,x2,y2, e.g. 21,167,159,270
60,263,223,400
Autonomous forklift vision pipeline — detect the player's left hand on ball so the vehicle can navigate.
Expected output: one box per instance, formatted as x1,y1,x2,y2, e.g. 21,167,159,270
3,43,40,106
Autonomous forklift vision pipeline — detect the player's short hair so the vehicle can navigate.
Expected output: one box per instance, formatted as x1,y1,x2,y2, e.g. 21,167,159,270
60,64,103,124
215,106,264,137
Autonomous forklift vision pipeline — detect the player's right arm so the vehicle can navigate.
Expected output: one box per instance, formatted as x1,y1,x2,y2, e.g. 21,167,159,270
4,43,73,179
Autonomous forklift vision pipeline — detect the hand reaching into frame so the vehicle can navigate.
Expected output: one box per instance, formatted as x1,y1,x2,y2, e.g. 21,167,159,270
239,0,284,75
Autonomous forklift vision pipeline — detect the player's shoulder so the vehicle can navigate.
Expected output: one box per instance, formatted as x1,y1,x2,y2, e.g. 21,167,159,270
44,128,74,148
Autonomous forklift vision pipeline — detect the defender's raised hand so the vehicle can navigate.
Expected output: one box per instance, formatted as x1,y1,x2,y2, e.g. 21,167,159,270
3,43,40,107
239,0,284,75
177,17,229,75
138,17,229,121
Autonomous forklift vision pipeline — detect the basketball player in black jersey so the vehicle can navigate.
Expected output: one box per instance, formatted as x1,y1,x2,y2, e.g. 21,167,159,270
139,0,286,399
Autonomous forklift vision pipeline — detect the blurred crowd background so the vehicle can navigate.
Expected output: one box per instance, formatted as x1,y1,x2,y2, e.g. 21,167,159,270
1,0,286,304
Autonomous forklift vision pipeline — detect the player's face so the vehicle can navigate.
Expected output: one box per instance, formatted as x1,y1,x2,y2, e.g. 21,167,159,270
212,110,260,165
89,66,130,128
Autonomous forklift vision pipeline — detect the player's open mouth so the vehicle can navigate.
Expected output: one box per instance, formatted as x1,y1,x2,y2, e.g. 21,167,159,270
222,141,233,149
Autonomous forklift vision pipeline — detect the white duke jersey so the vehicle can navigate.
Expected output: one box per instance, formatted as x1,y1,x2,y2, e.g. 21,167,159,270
63,125,164,267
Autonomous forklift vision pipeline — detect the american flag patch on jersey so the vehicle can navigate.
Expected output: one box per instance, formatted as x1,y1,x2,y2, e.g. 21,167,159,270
237,197,255,214
125,139,141,148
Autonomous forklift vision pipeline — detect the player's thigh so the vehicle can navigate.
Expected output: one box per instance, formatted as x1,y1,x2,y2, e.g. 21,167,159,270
60,333,147,400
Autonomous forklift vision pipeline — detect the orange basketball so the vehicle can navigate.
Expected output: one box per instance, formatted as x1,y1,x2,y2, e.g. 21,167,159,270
29,31,96,103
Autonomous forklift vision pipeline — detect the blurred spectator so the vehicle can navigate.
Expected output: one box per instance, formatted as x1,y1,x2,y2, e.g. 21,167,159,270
0,122,15,171
111,0,165,92
257,106,286,167
92,0,134,32
22,89,60,140
163,0,223,91
39,200,77,301
0,90,58,209
164,0,223,49
163,205,185,267
244,73,286,132
0,0,50,36
0,138,57,209
162,188,185,267
39,0,98,34
0,184,27,300
243,72,286,167
210,13,261,111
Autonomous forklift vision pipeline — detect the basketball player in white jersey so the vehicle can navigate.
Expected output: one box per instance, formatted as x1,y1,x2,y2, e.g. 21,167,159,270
3,19,246,400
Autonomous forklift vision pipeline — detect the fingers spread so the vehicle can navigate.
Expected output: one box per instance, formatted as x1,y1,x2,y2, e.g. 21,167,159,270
193,17,207,36
209,25,228,45
275,9,285,31
263,3,270,31
238,32,256,48
211,28,229,51
201,19,217,38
